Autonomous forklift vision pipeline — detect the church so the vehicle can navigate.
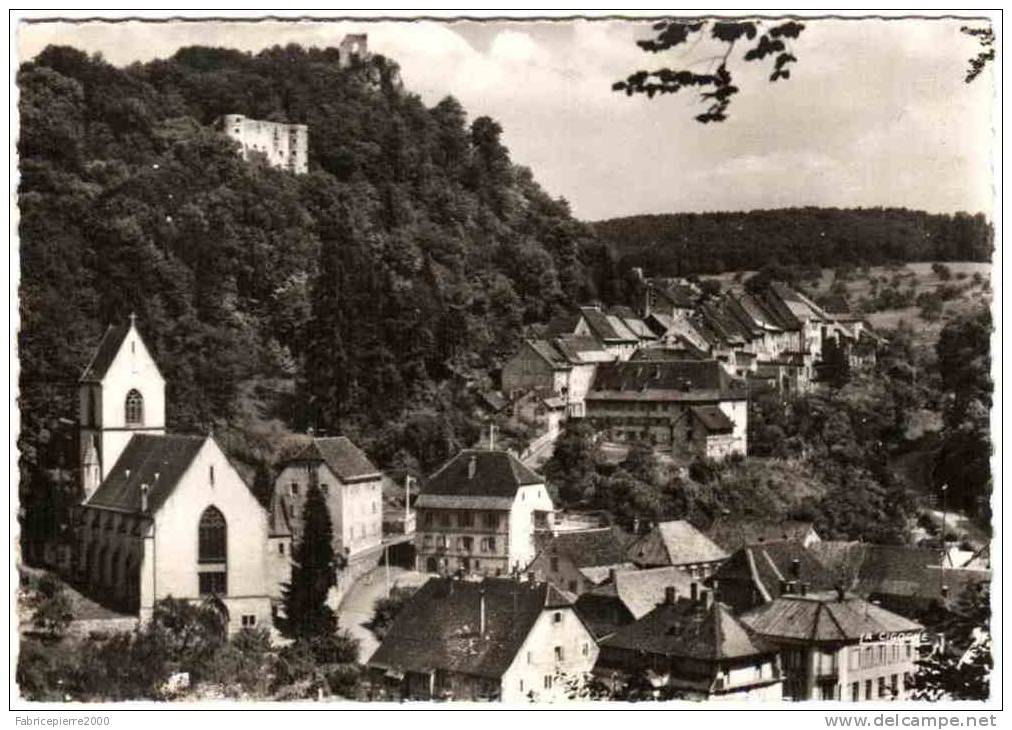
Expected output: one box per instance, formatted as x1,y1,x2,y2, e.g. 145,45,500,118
72,316,289,631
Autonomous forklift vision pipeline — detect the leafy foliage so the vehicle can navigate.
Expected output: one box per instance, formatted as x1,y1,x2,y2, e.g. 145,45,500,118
613,19,804,123
17,43,625,553
367,586,417,642
596,208,993,278
29,574,73,640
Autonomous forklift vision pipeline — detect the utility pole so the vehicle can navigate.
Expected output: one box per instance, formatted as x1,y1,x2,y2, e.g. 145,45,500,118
489,422,497,450
939,483,948,599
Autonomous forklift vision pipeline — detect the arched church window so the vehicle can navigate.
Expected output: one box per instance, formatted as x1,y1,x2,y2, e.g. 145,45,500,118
198,507,227,596
125,389,144,426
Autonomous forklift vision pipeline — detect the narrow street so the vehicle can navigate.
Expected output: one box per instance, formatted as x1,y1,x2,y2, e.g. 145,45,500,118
335,565,429,663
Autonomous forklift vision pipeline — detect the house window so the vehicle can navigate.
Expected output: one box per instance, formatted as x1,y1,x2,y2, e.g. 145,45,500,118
582,643,589,657
440,512,451,527
423,535,433,548
553,611,562,624
890,674,898,696
851,682,860,702
543,676,553,690
423,512,433,527
241,614,257,628
125,389,144,426
527,651,532,665
483,513,498,529
320,483,328,496
878,677,887,698
209,465,215,486
568,580,578,593
459,512,474,528
291,482,299,497
554,646,563,661
461,536,474,552
278,542,285,555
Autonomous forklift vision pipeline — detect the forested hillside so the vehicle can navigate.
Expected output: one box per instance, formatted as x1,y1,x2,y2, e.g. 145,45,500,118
17,44,628,536
595,208,993,276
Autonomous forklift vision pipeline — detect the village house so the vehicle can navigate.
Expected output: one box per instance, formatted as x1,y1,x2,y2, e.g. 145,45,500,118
500,336,610,419
574,566,695,640
571,306,639,361
367,576,599,702
413,450,554,577
643,278,698,320
712,540,837,614
584,359,748,458
625,520,728,578
595,582,784,701
526,526,635,595
71,317,285,632
272,436,384,562
741,587,924,701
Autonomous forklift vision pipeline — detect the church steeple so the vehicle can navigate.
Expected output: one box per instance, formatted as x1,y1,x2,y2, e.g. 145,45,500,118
78,315,166,501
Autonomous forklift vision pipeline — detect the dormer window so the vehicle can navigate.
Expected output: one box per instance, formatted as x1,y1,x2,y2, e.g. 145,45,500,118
125,389,144,426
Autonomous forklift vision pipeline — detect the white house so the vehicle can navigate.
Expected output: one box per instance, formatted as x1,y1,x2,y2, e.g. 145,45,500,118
368,576,599,702
272,436,384,560
414,449,555,577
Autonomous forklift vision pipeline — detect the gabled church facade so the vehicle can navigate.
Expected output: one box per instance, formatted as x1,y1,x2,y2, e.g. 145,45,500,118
73,317,288,632
78,314,166,500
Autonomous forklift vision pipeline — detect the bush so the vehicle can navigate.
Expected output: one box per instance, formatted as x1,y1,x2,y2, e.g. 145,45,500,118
202,628,275,697
369,586,417,641
932,262,953,281
30,574,73,640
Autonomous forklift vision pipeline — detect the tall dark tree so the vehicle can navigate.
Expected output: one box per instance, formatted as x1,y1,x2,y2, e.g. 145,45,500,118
820,337,851,389
281,482,337,638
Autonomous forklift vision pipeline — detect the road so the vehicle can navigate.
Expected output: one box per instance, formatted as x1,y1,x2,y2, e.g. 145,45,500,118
335,565,429,662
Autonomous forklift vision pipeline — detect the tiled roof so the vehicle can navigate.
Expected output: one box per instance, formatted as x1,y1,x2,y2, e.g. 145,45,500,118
577,566,698,639
538,527,633,569
603,597,776,661
368,577,575,679
643,312,673,337
741,592,923,643
291,437,380,482
706,519,818,553
690,405,735,434
587,360,747,402
423,449,543,499
630,342,710,362
579,307,637,343
85,434,206,514
821,294,852,315
527,339,571,370
628,520,729,567
553,335,611,362
808,542,991,612
714,540,836,602
79,321,132,383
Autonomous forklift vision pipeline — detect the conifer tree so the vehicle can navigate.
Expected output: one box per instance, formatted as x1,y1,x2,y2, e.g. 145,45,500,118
281,482,337,638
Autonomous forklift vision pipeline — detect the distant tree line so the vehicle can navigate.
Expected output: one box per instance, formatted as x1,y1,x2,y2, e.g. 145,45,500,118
595,208,993,277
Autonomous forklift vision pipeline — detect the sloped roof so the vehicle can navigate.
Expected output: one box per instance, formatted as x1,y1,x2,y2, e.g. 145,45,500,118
581,566,698,626
808,542,991,610
79,321,132,383
714,540,836,601
539,527,633,569
85,434,206,514
628,520,729,567
553,334,611,363
821,294,852,315
603,598,777,661
291,437,380,482
368,577,576,679
707,519,819,553
587,360,747,402
527,339,571,370
741,592,923,643
579,307,637,343
423,449,544,499
631,341,710,362
690,405,735,434
643,312,673,337
650,281,697,309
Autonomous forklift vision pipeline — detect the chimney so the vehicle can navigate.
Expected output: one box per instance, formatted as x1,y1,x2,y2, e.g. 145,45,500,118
690,582,699,603
835,585,845,602
800,582,809,597
664,586,677,605
791,558,801,579
468,456,477,479
608,568,617,584
779,579,789,594
140,483,149,513
479,588,487,636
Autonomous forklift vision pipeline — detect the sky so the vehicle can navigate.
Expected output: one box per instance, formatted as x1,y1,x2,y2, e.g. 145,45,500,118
17,16,996,221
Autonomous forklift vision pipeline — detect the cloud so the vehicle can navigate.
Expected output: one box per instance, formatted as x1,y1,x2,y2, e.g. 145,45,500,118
16,17,994,220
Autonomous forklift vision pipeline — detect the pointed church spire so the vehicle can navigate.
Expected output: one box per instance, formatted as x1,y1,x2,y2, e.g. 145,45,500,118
129,311,137,327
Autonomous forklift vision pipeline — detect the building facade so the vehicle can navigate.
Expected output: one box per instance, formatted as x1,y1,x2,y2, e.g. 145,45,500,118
414,450,554,577
78,315,166,501
273,437,384,560
217,115,308,174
